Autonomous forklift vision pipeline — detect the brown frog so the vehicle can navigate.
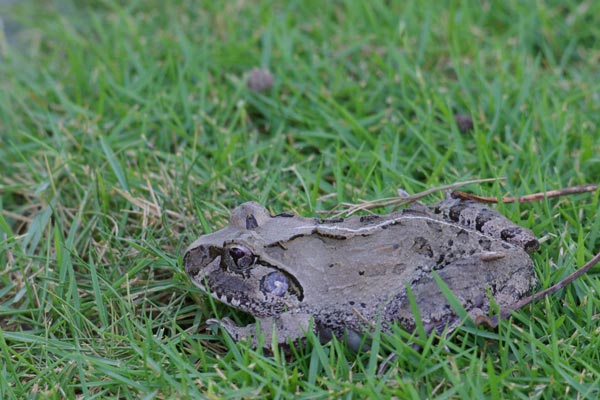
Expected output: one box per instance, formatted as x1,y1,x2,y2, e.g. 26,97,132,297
183,198,539,349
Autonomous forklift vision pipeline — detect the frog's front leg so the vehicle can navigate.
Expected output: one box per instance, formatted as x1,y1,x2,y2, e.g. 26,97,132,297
207,312,313,348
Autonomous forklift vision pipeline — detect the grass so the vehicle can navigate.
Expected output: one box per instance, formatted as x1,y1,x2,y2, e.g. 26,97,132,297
0,0,599,398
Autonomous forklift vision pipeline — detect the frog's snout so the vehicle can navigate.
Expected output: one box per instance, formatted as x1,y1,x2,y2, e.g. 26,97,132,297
184,245,215,278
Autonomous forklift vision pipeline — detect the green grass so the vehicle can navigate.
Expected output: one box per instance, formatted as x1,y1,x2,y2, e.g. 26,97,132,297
1,0,599,398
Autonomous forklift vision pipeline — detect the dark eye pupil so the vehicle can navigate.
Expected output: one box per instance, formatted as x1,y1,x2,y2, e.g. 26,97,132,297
224,245,255,271
229,247,246,261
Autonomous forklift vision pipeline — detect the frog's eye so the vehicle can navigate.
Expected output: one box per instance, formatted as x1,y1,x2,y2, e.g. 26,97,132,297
260,271,289,297
221,245,256,272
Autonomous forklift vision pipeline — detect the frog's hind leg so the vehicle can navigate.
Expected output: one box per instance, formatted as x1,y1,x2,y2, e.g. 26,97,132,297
431,198,539,253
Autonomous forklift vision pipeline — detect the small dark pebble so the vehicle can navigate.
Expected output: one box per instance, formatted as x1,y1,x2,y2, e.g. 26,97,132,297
247,68,274,92
454,114,474,133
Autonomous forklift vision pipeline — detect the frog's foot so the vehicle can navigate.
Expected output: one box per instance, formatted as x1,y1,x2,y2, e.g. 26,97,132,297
345,328,370,352
206,317,255,343
207,312,313,349
318,325,370,352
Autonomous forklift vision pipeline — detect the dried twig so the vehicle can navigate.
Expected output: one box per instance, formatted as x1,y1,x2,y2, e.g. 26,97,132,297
452,184,598,204
332,177,505,217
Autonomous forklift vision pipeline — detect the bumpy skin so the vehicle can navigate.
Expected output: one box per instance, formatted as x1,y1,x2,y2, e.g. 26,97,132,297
184,200,539,348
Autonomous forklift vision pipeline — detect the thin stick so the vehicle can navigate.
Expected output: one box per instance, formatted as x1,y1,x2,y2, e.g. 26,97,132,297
452,184,598,204
488,251,600,327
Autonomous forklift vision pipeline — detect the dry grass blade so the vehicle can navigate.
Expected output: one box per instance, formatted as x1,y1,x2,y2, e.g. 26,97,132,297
331,177,505,217
452,184,599,203
115,188,185,220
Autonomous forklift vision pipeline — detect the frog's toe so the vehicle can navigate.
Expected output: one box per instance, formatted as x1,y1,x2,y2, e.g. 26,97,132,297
206,317,248,341
317,325,334,344
345,329,370,352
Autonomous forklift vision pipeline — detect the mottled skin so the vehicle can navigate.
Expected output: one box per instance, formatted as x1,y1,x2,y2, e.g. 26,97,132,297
184,199,539,348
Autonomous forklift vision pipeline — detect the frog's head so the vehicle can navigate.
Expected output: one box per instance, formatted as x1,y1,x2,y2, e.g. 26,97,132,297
183,202,304,317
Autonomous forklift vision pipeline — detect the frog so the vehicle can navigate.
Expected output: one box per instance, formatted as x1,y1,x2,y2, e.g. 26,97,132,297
183,198,539,350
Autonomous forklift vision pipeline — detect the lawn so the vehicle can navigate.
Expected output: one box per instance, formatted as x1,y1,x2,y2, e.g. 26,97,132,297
1,0,599,398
